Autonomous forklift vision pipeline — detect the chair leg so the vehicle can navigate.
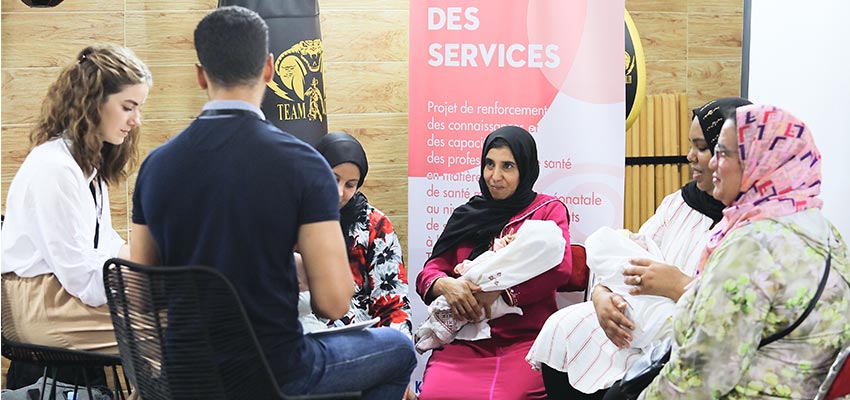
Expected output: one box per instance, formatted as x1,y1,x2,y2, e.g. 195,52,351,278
72,379,80,400
82,368,95,400
47,367,58,400
122,367,132,396
39,367,48,400
70,366,83,400
111,366,126,400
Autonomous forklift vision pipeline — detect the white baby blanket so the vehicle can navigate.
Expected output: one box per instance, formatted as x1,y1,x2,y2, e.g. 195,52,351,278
415,220,566,353
586,226,675,349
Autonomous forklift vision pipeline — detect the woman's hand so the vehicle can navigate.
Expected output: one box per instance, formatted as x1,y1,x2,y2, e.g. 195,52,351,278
294,252,309,292
592,285,634,348
403,384,417,400
473,291,502,319
624,259,693,301
118,244,131,260
432,277,483,321
493,233,516,251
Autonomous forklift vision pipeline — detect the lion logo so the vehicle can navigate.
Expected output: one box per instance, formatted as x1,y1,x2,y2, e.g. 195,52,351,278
267,39,326,122
625,51,634,84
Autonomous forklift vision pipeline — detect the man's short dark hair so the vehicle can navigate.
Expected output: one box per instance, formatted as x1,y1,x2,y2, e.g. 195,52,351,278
194,6,269,87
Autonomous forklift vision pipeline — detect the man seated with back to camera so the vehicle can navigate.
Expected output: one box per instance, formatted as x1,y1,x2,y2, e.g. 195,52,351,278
129,6,416,399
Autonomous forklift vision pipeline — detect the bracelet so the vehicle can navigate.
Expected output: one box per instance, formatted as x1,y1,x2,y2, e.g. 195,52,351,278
502,287,518,307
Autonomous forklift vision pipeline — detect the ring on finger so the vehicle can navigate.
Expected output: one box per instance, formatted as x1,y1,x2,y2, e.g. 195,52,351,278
634,276,642,285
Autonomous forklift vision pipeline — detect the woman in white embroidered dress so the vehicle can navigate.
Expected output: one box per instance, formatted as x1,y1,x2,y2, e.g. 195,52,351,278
526,97,751,399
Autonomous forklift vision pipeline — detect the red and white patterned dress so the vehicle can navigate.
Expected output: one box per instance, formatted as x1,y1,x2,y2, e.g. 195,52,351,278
338,203,413,338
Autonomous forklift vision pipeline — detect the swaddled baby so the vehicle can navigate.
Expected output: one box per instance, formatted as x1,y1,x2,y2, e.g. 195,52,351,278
415,220,566,353
586,226,674,349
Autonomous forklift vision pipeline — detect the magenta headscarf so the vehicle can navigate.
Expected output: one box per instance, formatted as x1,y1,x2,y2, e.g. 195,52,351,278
699,104,823,271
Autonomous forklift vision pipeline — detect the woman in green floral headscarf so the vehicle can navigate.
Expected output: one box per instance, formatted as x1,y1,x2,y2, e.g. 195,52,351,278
640,104,850,399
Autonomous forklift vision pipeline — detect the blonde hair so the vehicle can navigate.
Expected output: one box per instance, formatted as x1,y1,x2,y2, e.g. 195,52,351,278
31,44,153,185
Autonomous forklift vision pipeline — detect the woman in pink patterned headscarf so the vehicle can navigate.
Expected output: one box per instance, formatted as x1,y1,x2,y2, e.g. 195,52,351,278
703,104,824,262
637,104,850,399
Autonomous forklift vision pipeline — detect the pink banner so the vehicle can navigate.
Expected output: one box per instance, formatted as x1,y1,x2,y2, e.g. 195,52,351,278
407,0,624,393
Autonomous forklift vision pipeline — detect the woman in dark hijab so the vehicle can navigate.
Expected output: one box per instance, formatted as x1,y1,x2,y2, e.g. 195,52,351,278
527,97,751,400
314,132,413,337
415,125,573,400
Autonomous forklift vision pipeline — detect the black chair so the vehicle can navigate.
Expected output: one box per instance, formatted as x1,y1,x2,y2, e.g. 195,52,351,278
103,258,361,400
1,276,128,400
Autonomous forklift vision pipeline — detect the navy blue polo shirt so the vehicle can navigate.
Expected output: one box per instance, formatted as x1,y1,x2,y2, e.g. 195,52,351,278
132,101,339,382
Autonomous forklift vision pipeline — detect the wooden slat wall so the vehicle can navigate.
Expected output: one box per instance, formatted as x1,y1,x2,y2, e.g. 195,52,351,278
322,0,409,250
626,0,744,110
623,93,691,232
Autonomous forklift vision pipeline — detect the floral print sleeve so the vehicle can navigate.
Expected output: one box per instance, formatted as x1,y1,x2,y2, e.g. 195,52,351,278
367,210,413,338
642,235,775,399
642,215,850,399
342,205,413,339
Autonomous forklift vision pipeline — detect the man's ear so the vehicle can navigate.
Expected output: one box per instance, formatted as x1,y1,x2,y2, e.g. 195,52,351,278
196,63,209,90
263,53,274,83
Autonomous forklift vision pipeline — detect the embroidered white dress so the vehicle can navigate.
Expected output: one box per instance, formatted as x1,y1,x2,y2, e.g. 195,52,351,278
526,190,716,393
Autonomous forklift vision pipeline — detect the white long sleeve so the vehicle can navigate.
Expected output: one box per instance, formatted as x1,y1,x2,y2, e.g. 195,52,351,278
1,138,124,307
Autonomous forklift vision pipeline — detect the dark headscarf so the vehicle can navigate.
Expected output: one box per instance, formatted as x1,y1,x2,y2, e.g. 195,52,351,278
681,97,751,223
691,97,752,151
680,181,724,224
429,126,540,261
315,132,368,187
315,132,370,247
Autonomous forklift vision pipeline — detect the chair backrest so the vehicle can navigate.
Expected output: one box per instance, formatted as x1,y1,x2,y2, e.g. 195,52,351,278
103,258,282,400
557,243,589,298
815,342,850,400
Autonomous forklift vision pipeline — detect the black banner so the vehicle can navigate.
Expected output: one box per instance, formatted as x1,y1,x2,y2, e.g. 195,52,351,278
219,0,328,145
625,10,645,131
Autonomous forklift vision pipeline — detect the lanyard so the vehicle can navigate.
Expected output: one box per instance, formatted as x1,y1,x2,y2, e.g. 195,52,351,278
89,176,102,249
197,108,259,119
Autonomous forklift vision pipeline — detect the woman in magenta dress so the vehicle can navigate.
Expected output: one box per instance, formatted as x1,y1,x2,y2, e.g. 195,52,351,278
416,125,573,399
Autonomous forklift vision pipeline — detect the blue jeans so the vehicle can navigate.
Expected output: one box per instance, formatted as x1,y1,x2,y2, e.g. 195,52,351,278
281,327,416,400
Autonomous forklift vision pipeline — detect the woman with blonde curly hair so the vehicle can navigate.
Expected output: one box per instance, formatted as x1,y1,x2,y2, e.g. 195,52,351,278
2,44,152,354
